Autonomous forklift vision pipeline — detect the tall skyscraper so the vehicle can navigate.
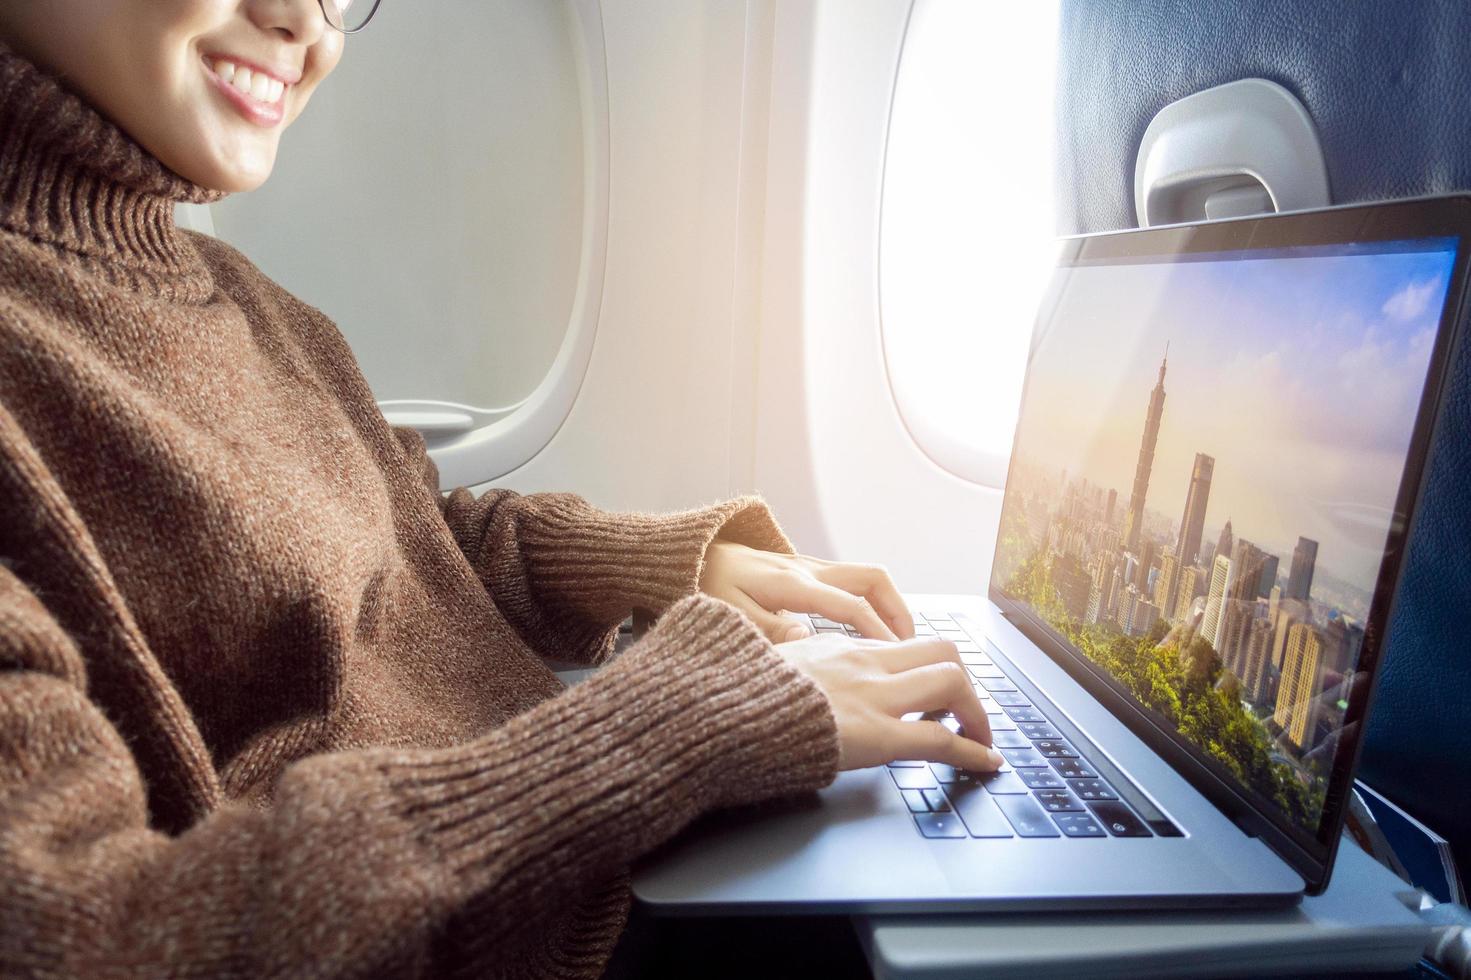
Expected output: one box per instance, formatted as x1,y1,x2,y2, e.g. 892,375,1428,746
1199,553,1232,650
1240,618,1277,706
1286,536,1319,602
1214,519,1234,571
1257,554,1280,599
1052,554,1092,622
1275,622,1325,750
1134,539,1157,592
1171,565,1202,623
1122,350,1168,554
1105,488,1117,528
1174,453,1214,566
1154,548,1181,622
1214,539,1272,661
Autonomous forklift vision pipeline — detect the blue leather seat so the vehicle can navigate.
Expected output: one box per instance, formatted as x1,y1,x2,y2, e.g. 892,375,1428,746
1055,0,1471,875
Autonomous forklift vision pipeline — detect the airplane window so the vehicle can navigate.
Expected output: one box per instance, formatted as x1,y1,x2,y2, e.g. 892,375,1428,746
879,0,1060,488
209,0,585,412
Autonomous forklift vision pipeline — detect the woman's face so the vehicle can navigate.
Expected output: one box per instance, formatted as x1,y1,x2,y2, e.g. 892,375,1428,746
0,0,344,192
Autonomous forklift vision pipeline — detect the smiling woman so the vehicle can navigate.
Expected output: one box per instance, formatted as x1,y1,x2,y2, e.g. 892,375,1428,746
0,0,343,192
0,1,1001,975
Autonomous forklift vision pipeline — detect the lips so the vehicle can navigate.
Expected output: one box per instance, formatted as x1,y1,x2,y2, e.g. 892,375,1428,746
202,55,291,127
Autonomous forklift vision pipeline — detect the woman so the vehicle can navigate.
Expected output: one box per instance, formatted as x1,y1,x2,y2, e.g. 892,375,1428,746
0,0,1001,975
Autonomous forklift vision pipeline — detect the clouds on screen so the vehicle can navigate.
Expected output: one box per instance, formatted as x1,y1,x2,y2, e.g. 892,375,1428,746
1014,247,1455,593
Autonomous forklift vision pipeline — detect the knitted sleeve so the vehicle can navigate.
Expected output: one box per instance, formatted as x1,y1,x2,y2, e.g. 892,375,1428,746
392,426,798,665
0,563,838,977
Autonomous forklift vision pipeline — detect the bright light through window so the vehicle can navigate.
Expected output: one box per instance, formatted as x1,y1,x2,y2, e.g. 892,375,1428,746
879,0,1060,488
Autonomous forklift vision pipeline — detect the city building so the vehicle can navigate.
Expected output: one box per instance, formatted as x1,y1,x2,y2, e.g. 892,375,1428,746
1153,548,1181,622
1119,587,1161,637
1270,597,1310,670
1214,519,1234,573
1122,351,1168,554
1052,553,1092,622
1257,553,1280,599
1171,565,1202,623
1275,621,1326,750
1239,617,1277,706
1199,553,1232,651
1175,452,1214,567
1213,539,1272,659
1286,536,1319,602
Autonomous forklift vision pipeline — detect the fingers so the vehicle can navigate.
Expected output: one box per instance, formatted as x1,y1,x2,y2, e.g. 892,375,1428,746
727,587,813,644
887,719,1004,772
813,563,915,640
883,660,994,750
873,636,961,674
789,576,900,641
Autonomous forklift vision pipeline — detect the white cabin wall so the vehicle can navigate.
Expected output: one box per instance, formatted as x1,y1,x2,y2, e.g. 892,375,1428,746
481,0,768,515
486,0,1004,590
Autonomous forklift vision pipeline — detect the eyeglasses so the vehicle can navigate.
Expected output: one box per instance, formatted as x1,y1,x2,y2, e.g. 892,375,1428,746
319,0,382,34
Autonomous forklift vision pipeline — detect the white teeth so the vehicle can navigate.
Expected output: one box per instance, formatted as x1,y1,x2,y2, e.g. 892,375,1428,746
211,59,289,105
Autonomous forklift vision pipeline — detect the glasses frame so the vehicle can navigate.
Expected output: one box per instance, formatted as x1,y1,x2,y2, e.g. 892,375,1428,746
319,0,383,34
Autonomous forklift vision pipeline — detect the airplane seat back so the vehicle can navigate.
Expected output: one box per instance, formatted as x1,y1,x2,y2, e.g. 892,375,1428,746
1055,0,1471,877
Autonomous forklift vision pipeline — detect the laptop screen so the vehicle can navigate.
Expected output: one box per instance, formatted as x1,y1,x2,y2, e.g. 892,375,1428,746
990,235,1459,844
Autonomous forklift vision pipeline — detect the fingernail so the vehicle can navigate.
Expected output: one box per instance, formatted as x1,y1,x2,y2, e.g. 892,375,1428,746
784,624,808,643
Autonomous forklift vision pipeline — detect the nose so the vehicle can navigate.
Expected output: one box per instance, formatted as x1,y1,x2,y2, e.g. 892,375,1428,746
245,0,328,46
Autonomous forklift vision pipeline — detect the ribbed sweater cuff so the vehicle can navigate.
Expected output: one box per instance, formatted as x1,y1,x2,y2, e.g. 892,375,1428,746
381,594,837,898
521,493,796,617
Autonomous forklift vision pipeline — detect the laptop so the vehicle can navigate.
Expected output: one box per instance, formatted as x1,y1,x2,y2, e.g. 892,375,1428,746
633,196,1471,911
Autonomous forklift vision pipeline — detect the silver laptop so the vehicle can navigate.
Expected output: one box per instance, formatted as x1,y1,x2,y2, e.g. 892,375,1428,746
633,197,1471,911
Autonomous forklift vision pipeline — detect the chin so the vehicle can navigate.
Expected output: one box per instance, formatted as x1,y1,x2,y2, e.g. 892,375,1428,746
170,151,276,194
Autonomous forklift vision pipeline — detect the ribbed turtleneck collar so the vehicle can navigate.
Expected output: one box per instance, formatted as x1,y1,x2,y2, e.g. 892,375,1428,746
0,40,228,300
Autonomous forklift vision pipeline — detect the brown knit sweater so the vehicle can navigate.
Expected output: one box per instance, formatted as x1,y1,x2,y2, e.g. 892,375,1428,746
0,43,839,979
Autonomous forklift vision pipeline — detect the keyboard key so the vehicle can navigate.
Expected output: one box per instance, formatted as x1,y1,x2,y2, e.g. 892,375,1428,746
1018,722,1062,740
913,624,936,636
1033,740,1078,758
1054,813,1108,837
1071,779,1118,800
921,788,952,812
891,768,938,790
979,677,1017,692
991,692,1032,707
929,763,962,783
813,616,845,629
955,643,984,656
967,664,1005,679
993,794,1062,837
946,784,1015,837
887,759,926,767
1035,789,1085,812
1002,705,1046,722
914,812,967,838
1000,747,1049,768
928,618,959,629
986,712,1017,731
1050,758,1097,779
901,789,929,813
990,730,1032,749
1018,769,1067,790
979,770,1030,794
1088,801,1153,837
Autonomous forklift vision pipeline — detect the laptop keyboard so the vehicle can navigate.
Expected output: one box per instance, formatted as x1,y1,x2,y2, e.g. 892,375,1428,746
798,610,1167,841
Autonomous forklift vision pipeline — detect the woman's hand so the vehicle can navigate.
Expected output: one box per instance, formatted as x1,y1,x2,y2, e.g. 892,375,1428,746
698,540,915,644
777,633,1003,771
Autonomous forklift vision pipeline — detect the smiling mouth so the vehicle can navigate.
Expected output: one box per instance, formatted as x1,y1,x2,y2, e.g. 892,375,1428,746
205,56,290,106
